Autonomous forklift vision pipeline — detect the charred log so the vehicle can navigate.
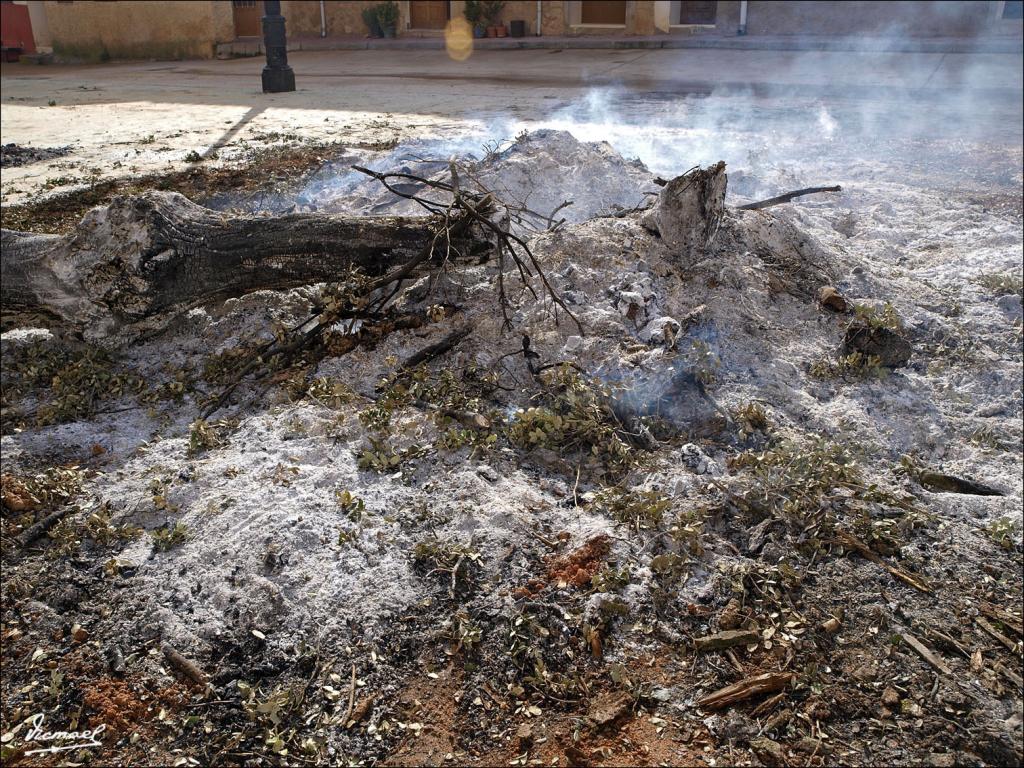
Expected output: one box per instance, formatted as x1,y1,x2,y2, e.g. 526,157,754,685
1,191,489,335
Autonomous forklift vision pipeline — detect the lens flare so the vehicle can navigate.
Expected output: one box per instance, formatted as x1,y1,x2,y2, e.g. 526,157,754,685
445,18,473,62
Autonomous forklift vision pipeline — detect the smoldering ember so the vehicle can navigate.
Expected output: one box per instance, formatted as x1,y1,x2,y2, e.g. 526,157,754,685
1,2,1022,767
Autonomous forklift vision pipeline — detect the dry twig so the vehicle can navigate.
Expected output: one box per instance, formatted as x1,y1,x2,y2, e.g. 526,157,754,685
738,185,842,211
833,529,931,593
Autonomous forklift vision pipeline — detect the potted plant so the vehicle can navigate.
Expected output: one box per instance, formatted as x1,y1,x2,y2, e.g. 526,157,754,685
482,0,505,38
376,1,399,39
361,5,383,38
463,0,486,39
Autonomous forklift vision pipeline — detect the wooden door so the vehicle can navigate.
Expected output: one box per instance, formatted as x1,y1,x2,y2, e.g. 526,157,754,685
676,1,717,25
232,0,261,38
0,1,37,54
409,1,449,29
580,1,627,25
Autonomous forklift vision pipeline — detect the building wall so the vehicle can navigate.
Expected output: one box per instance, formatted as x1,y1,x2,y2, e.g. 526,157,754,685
282,1,370,37
540,1,567,36
279,1,558,38
471,1,545,34
19,1,53,51
43,0,230,60
34,0,1022,62
629,1,657,34
742,1,1009,38
285,2,1022,40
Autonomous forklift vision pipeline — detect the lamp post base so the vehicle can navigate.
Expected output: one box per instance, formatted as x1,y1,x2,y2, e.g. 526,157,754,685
262,66,295,93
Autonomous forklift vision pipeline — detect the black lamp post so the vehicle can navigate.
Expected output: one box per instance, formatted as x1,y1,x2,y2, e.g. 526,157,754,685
261,0,295,93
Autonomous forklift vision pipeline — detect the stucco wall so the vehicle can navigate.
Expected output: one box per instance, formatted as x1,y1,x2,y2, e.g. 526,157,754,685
743,1,1007,38
280,1,553,38
44,0,229,60
628,1,657,35
37,0,1020,62
281,0,376,37
664,1,1019,39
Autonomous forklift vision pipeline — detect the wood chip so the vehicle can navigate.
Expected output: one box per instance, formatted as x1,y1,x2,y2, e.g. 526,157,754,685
900,632,952,675
694,629,761,653
924,627,971,658
347,694,375,727
975,616,1021,653
697,672,794,711
979,602,1023,637
820,615,842,634
749,691,786,718
994,662,1023,690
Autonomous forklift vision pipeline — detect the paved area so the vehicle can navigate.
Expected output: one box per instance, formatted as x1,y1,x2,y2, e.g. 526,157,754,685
2,46,1021,203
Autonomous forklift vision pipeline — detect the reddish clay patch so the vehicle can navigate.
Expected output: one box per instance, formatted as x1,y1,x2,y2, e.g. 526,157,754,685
83,677,188,735
83,678,149,734
547,534,611,588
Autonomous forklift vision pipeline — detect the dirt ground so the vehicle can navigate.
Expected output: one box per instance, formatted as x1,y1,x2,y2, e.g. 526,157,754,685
1,48,1022,768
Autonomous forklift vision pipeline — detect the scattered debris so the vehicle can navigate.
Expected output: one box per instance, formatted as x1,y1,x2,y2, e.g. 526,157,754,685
0,143,70,168
0,126,1020,767
749,736,788,766
821,613,843,634
547,534,611,588
834,529,932,593
587,691,632,730
976,616,1021,653
881,685,901,708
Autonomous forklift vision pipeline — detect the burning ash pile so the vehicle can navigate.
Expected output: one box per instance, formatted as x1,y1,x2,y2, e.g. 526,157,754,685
1,130,1021,766
286,128,658,225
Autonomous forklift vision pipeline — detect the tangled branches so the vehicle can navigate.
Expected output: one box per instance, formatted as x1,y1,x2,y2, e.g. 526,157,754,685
202,163,579,419
351,163,581,333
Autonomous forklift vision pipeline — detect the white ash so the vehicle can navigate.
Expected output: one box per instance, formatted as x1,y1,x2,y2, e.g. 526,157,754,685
2,129,1020,665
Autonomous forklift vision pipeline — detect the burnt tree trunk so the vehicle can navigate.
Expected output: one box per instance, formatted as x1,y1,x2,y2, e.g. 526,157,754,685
1,191,488,336
641,161,727,264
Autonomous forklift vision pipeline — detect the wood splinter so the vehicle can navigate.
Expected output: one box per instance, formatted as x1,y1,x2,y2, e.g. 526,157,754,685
900,632,952,675
697,672,794,711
